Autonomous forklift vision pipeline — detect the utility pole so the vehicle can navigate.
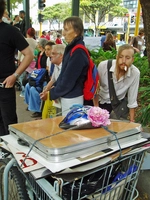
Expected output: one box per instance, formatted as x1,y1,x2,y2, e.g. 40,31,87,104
7,0,11,17
72,0,80,16
134,0,141,36
23,0,30,32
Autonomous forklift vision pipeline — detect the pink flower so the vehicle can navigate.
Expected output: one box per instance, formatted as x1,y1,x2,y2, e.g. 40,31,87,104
87,107,111,127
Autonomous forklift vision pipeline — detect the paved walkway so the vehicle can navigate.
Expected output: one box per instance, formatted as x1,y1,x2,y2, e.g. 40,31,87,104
16,90,39,123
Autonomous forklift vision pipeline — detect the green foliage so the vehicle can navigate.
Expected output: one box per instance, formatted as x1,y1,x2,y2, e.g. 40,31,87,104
80,0,128,35
9,0,22,10
41,2,71,25
89,47,117,66
89,47,150,126
133,53,150,85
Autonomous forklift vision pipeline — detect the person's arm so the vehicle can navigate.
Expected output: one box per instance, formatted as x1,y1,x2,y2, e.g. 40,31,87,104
133,47,140,53
18,50,22,65
127,67,140,122
40,80,55,101
130,37,134,46
93,94,99,106
44,80,55,92
129,108,135,122
3,46,33,88
15,46,34,75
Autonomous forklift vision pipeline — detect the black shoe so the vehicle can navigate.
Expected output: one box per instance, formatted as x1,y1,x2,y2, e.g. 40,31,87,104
31,112,42,118
26,107,29,111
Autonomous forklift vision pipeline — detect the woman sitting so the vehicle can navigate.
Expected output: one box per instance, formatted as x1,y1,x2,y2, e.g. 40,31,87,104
24,39,55,118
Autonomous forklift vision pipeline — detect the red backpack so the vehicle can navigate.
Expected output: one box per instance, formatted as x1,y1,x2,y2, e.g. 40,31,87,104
70,44,99,100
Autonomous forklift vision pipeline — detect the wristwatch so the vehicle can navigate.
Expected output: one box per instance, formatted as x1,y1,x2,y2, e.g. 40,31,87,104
13,72,20,79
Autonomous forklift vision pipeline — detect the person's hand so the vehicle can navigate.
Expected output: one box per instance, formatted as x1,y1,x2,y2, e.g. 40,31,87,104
18,60,21,66
2,74,17,88
40,91,48,101
133,47,140,53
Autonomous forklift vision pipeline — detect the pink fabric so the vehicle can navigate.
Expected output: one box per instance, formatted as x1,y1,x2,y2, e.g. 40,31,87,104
87,107,111,127
26,61,36,73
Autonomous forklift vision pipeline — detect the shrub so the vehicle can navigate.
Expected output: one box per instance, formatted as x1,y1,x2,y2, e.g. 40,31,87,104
89,47,150,126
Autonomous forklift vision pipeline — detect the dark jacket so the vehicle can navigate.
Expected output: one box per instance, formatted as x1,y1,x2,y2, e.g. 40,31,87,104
19,18,26,36
35,51,49,82
35,51,47,69
50,37,89,100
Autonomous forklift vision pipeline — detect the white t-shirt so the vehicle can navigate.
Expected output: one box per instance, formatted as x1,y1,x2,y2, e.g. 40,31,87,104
51,63,62,82
18,38,37,62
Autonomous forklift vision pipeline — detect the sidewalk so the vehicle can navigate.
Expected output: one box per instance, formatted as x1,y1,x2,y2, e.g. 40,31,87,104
16,90,39,123
15,90,150,200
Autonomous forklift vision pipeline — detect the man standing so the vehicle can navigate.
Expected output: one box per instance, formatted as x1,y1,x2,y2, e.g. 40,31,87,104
19,10,32,37
130,28,145,53
0,0,34,135
95,44,140,122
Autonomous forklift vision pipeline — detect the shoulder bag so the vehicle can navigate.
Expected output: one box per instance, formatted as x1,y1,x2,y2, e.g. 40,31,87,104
107,60,129,119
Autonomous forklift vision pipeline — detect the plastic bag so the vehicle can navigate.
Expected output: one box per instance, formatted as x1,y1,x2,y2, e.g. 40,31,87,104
42,91,56,119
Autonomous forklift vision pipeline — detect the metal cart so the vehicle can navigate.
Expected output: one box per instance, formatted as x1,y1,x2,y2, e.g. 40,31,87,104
0,147,145,200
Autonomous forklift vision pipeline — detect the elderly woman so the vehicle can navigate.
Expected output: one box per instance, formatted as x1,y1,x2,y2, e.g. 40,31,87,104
49,16,89,116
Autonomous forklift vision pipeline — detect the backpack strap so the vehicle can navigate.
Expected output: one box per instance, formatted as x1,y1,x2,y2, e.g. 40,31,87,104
70,44,90,60
107,60,120,106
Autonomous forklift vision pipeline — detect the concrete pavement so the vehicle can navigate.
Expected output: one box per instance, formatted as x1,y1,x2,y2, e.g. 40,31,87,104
16,90,39,123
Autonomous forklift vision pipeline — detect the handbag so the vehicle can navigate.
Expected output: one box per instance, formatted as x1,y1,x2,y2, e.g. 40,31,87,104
107,60,129,119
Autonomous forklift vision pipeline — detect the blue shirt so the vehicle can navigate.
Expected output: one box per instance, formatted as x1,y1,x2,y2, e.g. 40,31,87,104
100,35,106,47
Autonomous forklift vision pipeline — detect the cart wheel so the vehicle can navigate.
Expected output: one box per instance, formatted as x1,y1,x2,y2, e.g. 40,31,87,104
0,160,30,200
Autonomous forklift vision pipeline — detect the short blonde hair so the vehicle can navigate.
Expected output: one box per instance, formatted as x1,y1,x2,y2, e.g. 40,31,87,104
117,44,134,57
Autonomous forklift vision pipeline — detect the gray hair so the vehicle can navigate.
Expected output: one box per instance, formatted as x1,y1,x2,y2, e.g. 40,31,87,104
38,38,48,49
52,44,66,55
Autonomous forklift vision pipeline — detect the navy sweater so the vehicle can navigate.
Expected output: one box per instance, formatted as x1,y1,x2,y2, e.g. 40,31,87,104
50,37,89,100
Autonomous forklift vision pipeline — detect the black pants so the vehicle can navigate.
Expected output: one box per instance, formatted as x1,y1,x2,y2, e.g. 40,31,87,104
99,103,112,114
84,99,94,106
0,87,17,136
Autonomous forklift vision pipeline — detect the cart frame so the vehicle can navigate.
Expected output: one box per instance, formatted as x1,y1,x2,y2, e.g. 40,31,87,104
0,146,145,200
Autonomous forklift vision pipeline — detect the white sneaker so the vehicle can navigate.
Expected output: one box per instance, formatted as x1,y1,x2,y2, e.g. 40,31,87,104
20,93,25,97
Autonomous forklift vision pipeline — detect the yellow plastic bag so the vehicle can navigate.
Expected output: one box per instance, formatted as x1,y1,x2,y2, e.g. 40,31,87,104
42,91,56,119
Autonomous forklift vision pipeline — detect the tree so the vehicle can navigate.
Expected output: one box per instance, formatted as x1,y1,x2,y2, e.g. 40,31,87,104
8,0,22,10
140,0,150,66
80,0,128,36
41,2,71,30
